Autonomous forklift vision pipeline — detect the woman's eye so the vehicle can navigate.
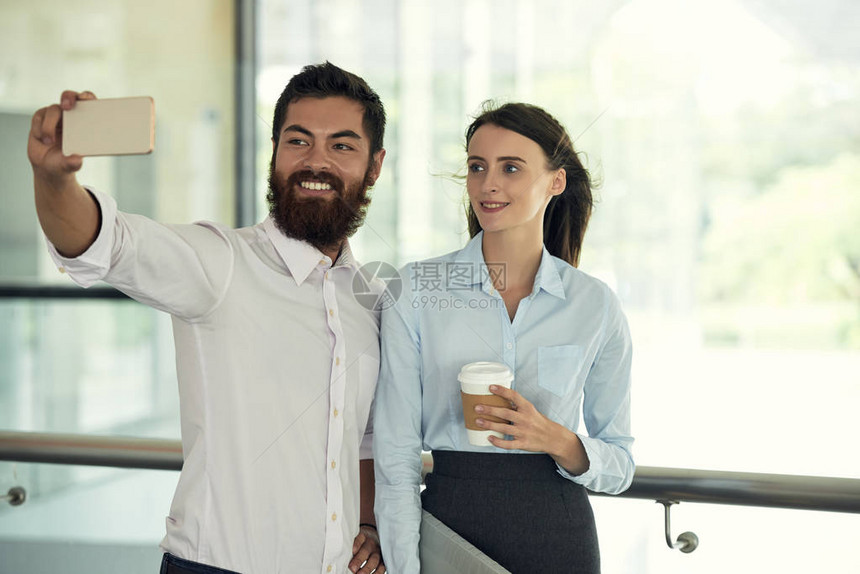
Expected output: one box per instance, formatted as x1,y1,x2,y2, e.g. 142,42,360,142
468,163,484,173
504,164,519,173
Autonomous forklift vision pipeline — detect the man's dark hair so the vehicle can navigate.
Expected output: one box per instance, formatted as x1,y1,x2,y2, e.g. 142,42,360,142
271,61,386,155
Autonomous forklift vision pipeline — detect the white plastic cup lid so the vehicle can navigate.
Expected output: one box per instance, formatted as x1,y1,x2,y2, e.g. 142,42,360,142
457,361,513,386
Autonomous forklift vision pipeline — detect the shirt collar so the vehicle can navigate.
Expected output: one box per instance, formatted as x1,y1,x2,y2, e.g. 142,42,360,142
263,216,358,286
452,231,566,300
533,245,566,300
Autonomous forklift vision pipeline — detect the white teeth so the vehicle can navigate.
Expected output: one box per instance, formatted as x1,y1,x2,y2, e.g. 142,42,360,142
301,181,332,191
482,202,507,208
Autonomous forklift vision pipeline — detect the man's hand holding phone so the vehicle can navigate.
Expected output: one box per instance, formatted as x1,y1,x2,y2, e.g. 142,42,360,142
27,90,155,258
28,90,98,182
28,91,155,180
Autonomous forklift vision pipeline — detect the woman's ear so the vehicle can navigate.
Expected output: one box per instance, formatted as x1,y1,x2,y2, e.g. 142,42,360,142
549,168,566,197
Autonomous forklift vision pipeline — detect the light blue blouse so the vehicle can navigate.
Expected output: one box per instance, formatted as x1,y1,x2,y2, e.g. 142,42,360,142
373,232,634,573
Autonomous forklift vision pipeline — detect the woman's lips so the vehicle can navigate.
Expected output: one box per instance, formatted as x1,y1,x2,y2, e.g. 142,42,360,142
479,201,509,213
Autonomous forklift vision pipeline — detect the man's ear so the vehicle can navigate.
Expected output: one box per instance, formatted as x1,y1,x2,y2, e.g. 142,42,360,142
366,149,387,187
549,168,566,197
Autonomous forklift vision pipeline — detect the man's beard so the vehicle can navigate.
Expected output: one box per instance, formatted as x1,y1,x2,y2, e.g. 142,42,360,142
266,161,373,252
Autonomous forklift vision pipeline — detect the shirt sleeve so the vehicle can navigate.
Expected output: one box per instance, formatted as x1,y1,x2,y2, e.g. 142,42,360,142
360,402,374,460
45,187,119,287
373,266,424,573
46,187,234,320
557,289,635,494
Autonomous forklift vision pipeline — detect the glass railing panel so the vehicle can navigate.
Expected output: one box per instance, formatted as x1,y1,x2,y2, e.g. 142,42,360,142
3,461,859,574
0,299,180,440
592,495,860,573
0,463,177,574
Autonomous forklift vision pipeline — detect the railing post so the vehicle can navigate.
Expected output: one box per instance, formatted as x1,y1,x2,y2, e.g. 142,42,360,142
657,500,698,553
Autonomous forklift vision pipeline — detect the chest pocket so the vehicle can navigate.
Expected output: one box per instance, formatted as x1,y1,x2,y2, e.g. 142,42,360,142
537,345,586,397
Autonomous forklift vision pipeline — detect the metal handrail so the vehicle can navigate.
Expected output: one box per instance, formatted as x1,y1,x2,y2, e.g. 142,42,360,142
0,431,181,471
2,430,860,515
0,285,129,300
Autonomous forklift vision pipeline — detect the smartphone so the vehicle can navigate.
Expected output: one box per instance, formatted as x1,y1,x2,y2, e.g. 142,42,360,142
62,96,155,156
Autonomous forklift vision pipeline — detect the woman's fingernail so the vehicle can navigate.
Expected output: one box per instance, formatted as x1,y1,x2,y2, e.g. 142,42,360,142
474,405,484,413
489,385,498,391
475,418,484,426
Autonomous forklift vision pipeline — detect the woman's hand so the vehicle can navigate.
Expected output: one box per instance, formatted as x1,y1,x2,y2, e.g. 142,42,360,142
475,385,590,476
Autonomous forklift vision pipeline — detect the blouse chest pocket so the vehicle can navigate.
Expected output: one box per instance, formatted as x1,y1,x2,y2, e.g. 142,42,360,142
537,345,586,397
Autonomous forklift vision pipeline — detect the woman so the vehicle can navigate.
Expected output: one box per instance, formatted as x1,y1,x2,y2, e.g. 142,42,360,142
373,102,634,573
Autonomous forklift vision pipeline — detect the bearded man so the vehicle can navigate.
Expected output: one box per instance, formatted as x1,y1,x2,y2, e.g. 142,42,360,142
28,62,387,574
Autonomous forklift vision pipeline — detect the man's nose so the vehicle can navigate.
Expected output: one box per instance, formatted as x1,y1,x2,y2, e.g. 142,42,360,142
303,144,331,172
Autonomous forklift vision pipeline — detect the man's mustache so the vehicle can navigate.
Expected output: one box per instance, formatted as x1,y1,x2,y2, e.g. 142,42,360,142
284,169,345,197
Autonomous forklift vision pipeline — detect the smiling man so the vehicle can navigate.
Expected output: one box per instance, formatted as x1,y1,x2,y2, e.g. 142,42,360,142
27,63,387,574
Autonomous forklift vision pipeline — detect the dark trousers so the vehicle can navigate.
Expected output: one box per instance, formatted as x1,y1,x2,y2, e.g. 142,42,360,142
422,451,600,574
160,553,241,574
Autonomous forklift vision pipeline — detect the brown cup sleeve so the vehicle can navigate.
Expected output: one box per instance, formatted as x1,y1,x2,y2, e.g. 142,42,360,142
460,391,512,430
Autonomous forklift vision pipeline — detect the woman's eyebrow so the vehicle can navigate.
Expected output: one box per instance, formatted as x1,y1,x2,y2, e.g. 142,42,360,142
467,154,527,163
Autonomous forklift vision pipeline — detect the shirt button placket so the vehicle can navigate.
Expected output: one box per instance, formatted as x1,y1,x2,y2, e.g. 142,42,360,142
322,265,346,570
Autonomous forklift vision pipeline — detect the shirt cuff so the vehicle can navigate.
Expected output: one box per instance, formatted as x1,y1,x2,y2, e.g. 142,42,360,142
555,433,601,485
45,187,118,288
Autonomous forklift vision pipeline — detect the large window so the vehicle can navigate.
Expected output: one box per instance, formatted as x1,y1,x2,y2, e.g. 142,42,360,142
0,2,235,571
256,1,860,571
0,0,235,437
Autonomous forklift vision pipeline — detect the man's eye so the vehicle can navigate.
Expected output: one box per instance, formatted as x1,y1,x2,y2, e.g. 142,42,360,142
333,143,354,151
287,138,309,146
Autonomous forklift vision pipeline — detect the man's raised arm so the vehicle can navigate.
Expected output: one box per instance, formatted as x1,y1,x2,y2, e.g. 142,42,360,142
28,90,101,258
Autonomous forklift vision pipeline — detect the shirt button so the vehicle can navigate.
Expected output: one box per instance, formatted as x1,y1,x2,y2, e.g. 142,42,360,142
58,267,66,274
333,408,339,417
327,566,332,573
506,342,513,350
336,357,341,366
331,513,337,521
331,460,336,469
329,309,334,317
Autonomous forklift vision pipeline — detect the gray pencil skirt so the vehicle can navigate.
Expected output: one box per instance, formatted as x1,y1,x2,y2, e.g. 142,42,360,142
422,451,600,574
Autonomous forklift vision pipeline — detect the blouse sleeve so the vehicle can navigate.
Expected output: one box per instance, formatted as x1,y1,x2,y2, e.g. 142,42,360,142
557,288,635,494
373,264,425,572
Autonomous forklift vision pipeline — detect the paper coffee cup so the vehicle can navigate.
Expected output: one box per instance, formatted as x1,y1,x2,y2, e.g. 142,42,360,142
458,362,514,446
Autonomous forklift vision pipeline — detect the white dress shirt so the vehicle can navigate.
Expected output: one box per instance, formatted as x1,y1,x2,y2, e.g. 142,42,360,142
48,188,380,574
